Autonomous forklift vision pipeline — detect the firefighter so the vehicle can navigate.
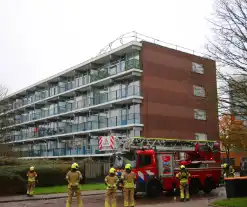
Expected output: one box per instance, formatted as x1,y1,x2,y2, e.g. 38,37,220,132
121,164,136,207
176,165,191,202
223,163,235,178
26,166,38,196
66,163,83,207
105,168,119,207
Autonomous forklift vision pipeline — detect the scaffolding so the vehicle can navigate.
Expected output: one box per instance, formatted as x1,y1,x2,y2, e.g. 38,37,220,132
98,31,207,58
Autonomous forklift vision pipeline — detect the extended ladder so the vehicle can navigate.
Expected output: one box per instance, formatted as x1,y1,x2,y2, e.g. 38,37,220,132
115,137,219,152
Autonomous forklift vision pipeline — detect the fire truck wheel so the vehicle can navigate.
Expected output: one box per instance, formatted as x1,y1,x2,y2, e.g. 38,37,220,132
189,178,201,195
146,180,162,197
203,177,214,194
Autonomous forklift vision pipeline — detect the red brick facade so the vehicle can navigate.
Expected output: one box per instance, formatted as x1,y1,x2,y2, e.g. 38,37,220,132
140,42,219,140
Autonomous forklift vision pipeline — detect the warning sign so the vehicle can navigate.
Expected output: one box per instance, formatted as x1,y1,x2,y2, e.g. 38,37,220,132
99,136,115,151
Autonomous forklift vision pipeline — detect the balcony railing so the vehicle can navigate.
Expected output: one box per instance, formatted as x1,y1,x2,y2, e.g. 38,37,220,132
3,59,141,113
18,145,100,157
8,85,141,126
6,113,141,142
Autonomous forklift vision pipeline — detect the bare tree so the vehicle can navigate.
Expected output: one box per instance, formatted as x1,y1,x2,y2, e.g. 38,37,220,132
207,0,247,117
0,84,9,143
0,84,8,100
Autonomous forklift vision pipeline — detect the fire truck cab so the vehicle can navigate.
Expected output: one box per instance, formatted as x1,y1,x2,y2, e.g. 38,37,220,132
99,136,222,197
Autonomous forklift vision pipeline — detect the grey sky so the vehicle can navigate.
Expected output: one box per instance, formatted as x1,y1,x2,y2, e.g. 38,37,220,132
0,0,214,94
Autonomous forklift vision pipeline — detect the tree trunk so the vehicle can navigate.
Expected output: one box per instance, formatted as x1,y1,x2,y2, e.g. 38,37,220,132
226,148,230,164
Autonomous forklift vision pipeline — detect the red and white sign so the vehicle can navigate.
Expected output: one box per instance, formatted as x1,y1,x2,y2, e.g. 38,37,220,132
99,136,115,151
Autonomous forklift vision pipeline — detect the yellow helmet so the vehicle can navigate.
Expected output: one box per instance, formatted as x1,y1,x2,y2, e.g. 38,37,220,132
73,163,79,169
125,164,132,169
180,165,185,170
223,163,228,168
71,163,77,169
109,168,116,174
30,166,35,171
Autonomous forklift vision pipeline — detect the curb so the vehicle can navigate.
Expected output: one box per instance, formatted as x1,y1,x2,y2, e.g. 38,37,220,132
0,191,114,203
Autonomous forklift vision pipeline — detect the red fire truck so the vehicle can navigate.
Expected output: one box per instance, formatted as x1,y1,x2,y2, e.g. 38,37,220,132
99,136,222,197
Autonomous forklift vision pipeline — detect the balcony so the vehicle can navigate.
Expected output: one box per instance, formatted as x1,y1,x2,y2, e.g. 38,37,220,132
18,145,101,158
6,113,141,143
2,58,141,115
7,85,142,128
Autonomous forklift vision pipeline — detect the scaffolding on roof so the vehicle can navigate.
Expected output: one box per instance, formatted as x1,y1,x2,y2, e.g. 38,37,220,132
98,31,207,58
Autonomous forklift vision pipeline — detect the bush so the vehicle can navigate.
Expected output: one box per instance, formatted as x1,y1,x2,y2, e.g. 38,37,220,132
0,158,108,195
0,164,84,195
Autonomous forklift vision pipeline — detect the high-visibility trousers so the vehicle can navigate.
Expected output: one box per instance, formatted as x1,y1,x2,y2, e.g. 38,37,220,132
105,189,117,207
66,187,83,207
27,181,35,196
180,183,189,199
123,188,135,207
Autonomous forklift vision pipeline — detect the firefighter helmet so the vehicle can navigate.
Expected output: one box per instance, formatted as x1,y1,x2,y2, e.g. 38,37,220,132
125,164,132,169
223,163,229,168
109,168,116,174
180,165,185,170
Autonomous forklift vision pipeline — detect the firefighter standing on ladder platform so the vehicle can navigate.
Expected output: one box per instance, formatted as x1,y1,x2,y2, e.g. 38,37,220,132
176,165,191,202
121,164,136,207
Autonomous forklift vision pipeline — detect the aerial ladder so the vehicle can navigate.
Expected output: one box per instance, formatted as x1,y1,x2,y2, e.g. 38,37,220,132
108,136,221,165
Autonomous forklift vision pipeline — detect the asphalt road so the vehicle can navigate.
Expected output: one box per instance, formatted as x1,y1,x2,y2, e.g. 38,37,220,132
1,188,225,207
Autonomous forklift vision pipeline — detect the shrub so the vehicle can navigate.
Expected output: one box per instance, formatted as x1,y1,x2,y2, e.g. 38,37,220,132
0,164,82,195
0,158,108,195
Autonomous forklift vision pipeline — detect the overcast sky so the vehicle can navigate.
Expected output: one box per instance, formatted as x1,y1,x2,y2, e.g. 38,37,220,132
0,0,214,94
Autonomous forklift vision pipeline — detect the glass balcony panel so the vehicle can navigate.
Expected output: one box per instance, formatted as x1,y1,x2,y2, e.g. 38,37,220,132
99,117,107,128
58,82,66,93
91,120,98,130
108,116,117,127
125,59,140,70
72,124,78,132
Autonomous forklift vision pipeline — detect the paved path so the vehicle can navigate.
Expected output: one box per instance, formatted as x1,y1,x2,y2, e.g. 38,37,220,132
0,190,107,203
0,188,226,207
0,194,220,207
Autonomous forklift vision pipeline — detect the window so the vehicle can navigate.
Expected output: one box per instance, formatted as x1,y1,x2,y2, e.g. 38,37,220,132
139,154,152,167
195,133,207,141
193,85,205,97
192,62,204,74
194,109,207,120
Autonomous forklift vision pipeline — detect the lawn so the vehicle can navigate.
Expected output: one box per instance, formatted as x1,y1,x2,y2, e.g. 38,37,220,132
213,197,247,207
35,183,106,195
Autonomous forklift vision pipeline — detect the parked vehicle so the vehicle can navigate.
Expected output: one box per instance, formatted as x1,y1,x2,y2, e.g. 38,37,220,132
99,136,222,197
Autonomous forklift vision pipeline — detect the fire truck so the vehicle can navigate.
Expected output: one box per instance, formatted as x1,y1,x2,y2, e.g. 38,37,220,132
99,136,222,197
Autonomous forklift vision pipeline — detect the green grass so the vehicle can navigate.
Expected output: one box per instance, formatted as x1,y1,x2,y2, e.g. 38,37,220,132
34,183,106,195
213,197,247,207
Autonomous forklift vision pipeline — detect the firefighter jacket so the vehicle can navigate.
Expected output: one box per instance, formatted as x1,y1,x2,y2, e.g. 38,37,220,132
105,174,119,190
66,170,82,188
176,170,191,184
121,171,136,189
27,171,37,182
223,166,235,178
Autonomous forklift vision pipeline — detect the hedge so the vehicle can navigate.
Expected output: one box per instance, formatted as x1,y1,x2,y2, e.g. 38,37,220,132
0,163,85,195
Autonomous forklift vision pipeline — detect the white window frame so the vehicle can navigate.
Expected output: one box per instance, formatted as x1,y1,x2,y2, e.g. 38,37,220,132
194,109,207,120
195,133,208,141
192,62,204,74
193,85,206,97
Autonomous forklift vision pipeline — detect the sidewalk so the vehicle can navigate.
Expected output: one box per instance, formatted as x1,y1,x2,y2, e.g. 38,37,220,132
0,190,109,203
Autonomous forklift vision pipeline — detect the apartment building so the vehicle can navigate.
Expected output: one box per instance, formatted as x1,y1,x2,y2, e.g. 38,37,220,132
0,37,219,158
